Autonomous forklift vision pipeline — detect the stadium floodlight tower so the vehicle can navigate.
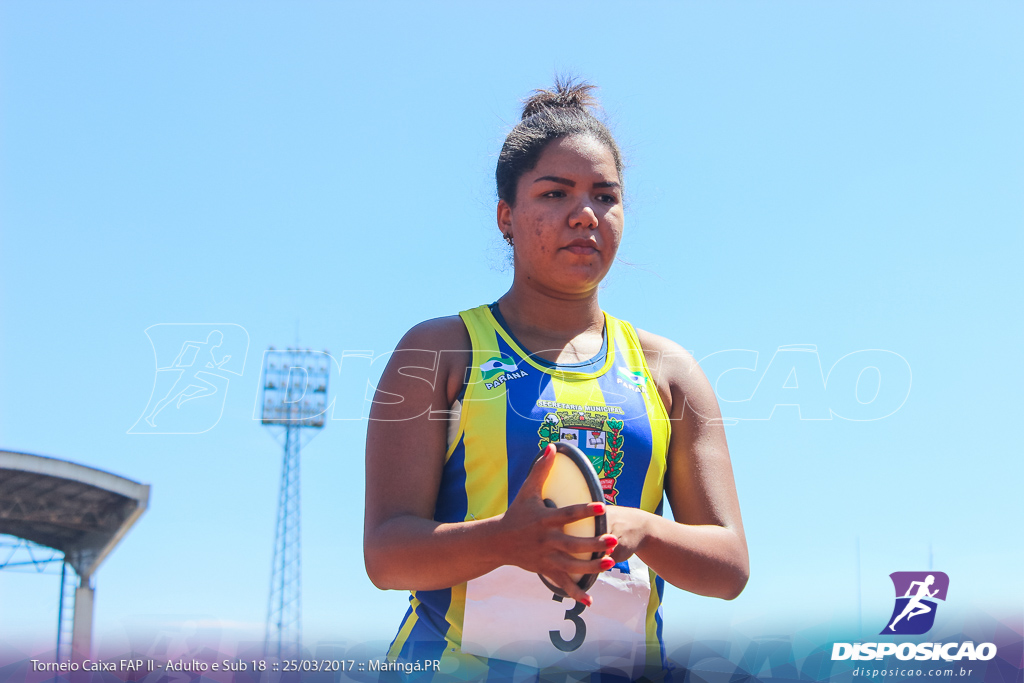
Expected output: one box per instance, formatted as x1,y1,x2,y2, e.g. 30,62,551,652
260,347,329,661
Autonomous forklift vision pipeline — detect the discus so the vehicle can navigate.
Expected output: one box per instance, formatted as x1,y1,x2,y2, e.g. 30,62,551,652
532,441,608,597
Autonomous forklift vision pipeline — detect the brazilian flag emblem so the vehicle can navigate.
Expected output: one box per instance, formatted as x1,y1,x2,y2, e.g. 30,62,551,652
480,355,517,380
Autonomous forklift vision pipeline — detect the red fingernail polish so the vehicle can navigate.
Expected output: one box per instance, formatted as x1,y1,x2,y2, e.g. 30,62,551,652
600,557,615,570
604,536,618,548
591,503,606,514
582,595,593,607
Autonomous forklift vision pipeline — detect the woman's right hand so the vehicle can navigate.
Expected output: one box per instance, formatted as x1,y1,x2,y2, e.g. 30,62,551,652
499,444,618,605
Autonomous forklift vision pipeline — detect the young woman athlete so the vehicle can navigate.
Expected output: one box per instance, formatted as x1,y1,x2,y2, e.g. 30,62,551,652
364,80,748,681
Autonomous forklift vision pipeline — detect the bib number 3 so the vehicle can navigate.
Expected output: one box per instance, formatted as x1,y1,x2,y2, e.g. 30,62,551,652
549,594,587,652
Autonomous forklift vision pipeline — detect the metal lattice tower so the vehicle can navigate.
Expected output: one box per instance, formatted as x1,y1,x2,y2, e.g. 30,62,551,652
56,561,78,663
0,535,71,659
261,347,329,660
267,424,302,659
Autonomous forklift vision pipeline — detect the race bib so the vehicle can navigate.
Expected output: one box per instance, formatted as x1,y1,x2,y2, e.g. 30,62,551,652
461,556,652,678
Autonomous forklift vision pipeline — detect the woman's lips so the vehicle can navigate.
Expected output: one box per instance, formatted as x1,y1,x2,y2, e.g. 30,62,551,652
563,240,599,254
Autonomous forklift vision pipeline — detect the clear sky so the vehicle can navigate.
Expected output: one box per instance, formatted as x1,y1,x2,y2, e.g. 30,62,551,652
1,0,1021,662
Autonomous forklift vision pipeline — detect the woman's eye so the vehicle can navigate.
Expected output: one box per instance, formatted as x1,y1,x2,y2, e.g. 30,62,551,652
598,193,619,204
543,190,565,198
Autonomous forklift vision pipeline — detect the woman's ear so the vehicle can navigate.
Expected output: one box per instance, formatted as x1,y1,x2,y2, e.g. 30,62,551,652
496,199,513,238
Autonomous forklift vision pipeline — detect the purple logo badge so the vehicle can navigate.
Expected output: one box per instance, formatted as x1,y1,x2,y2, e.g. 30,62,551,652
881,571,949,635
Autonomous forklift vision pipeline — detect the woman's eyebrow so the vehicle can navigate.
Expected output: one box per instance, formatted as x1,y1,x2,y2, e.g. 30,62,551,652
534,175,575,186
533,176,621,189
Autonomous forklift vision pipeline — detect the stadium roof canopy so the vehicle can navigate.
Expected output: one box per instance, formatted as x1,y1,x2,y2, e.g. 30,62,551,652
0,449,149,578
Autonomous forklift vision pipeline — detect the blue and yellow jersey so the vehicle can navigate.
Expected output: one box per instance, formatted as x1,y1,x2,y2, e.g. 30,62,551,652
386,303,672,681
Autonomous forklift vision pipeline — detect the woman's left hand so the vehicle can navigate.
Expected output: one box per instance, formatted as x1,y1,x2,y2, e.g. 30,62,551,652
602,505,652,564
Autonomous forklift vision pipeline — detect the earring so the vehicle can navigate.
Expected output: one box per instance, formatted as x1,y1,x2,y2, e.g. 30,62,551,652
503,233,514,246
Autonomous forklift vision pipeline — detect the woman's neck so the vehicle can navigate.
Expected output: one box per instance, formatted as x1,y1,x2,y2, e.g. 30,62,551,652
496,283,605,352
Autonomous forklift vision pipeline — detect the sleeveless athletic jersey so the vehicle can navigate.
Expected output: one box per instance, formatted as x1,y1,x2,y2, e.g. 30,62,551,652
386,304,672,682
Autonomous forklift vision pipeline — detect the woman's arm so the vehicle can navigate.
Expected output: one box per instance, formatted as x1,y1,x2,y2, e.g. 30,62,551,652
363,317,612,604
603,330,749,600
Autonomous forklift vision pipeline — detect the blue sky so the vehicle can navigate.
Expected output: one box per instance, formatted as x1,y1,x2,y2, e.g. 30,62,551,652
1,0,1021,660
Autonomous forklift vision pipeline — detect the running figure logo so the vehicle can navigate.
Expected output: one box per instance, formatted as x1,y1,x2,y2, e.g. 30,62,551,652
129,324,249,434
881,571,950,635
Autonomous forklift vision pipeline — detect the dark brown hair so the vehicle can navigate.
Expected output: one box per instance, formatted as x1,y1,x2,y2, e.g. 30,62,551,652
496,77,623,206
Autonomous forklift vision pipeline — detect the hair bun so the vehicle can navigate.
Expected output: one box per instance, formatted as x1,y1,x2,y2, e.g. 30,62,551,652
496,76,622,205
521,77,600,120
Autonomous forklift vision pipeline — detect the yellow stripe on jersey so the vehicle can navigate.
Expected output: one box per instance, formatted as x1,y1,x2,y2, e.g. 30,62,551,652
387,595,422,661
610,317,672,665
645,567,664,672
610,318,670,514
460,311,509,522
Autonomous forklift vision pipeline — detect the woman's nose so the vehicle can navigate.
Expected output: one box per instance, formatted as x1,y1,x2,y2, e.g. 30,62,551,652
570,202,598,229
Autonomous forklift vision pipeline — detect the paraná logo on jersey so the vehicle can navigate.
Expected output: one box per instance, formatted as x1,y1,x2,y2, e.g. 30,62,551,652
480,355,517,380
616,367,648,393
479,355,528,390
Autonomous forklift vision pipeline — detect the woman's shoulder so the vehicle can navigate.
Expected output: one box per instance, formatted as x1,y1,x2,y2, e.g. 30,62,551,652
393,315,472,405
634,327,718,421
396,314,471,352
633,327,696,372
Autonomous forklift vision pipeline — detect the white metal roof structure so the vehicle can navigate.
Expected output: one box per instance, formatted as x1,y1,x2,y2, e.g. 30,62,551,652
0,449,150,660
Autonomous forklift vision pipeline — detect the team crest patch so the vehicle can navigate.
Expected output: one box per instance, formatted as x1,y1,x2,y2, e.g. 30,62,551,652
538,410,625,503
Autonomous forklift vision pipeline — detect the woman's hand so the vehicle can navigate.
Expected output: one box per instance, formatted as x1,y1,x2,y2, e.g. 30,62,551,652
500,444,618,605
602,505,652,564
